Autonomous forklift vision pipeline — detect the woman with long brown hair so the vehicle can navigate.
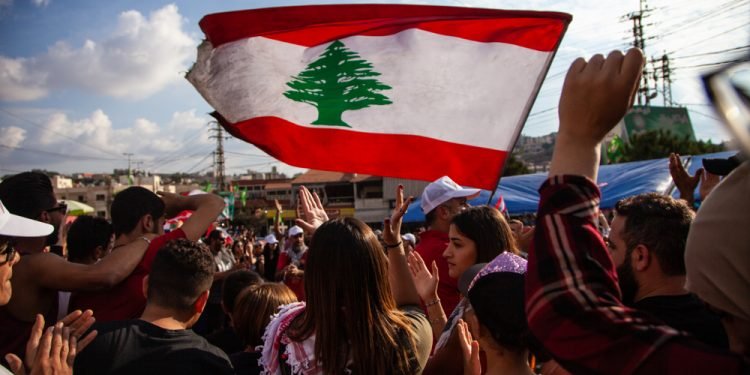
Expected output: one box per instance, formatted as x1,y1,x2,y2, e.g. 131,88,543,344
259,186,432,374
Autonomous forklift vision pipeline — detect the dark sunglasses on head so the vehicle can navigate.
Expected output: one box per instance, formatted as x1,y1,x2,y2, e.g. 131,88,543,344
45,201,68,214
0,238,17,265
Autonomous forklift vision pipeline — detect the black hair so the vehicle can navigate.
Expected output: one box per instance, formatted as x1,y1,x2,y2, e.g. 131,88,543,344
208,229,224,241
0,171,56,219
451,206,519,261
110,186,165,236
468,272,529,353
67,216,113,263
614,193,694,276
221,270,263,313
147,238,214,312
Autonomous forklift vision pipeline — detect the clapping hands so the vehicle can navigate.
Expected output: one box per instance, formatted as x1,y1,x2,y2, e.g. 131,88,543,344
407,252,439,303
5,310,97,375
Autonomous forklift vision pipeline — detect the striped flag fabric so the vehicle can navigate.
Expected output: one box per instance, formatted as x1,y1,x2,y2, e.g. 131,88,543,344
187,4,570,189
494,194,508,214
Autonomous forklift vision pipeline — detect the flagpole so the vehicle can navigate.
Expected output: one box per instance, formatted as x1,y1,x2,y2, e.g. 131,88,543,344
486,21,571,209
486,185,498,206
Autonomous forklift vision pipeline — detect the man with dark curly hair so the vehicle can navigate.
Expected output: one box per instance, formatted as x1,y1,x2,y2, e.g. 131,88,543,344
608,193,727,349
74,239,233,374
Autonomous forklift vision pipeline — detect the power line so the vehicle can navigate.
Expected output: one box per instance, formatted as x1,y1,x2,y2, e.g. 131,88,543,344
688,108,722,121
144,125,210,168
149,149,216,170
675,58,748,69
654,0,749,40
672,45,750,60
224,150,272,158
0,144,124,161
184,152,214,174
0,108,126,159
667,22,750,54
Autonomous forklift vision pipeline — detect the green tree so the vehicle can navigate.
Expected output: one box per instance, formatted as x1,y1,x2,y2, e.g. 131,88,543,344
284,40,392,127
502,153,531,176
618,130,725,163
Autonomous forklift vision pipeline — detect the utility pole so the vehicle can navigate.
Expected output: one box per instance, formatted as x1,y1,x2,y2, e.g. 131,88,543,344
123,153,133,172
628,0,656,106
660,53,673,107
134,161,145,175
123,152,134,184
209,121,228,192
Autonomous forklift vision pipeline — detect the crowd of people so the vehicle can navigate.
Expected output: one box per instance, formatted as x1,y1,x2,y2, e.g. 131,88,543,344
0,47,748,374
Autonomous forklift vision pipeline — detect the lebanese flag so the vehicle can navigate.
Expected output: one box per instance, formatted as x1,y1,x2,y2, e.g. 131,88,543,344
187,5,570,190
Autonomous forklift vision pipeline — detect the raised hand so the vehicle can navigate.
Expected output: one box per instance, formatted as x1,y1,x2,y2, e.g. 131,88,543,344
551,48,645,180
407,252,439,303
558,49,644,146
669,153,702,203
274,199,283,213
457,319,481,375
383,185,412,247
295,186,328,234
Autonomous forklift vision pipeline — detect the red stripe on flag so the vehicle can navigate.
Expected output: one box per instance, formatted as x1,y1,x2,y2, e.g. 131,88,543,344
200,4,570,52
219,116,507,190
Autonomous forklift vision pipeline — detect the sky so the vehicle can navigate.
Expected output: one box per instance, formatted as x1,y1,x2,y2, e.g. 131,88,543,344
0,0,747,177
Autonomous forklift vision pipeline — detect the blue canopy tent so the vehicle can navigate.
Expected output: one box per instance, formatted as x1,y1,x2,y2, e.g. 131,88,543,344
403,151,737,223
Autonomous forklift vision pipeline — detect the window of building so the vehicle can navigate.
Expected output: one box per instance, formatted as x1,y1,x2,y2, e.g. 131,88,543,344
97,211,106,217
78,195,85,202
95,194,106,201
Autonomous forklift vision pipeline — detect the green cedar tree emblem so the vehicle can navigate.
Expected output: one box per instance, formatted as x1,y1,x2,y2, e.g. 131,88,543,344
284,40,392,127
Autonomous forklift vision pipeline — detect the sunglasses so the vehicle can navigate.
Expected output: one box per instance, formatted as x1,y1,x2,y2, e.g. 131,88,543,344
45,201,68,214
0,238,17,265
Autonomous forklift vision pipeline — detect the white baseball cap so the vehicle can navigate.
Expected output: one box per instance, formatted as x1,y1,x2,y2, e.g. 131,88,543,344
401,233,416,245
420,176,480,214
288,225,304,237
0,200,53,237
264,234,278,244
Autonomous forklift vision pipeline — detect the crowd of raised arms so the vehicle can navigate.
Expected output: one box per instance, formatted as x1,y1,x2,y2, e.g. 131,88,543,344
0,48,748,374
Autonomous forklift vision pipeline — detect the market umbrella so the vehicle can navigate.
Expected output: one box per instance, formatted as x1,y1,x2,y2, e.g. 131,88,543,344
64,200,95,216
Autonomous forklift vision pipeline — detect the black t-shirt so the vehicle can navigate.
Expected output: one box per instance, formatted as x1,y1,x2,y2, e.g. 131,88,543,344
633,293,729,349
230,351,262,375
74,319,234,375
206,326,244,355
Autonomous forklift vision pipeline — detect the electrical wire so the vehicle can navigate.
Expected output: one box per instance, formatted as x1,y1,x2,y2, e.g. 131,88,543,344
0,144,124,161
0,108,126,159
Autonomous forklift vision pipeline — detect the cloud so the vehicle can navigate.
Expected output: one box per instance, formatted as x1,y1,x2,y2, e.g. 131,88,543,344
0,126,26,148
30,0,48,8
0,108,220,172
0,4,195,101
35,109,213,155
0,56,48,100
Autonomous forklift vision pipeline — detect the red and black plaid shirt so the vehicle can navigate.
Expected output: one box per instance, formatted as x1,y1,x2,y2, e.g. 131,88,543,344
526,175,748,374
